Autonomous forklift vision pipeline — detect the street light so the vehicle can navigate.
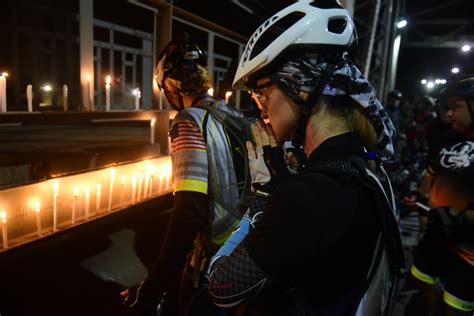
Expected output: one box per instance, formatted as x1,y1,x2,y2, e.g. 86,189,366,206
421,79,427,85
451,67,460,74
440,79,447,85
397,19,407,29
462,45,471,52
426,82,435,89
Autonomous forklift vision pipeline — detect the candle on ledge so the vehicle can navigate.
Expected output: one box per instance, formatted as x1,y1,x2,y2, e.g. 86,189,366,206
86,74,93,111
1,210,8,249
72,187,78,224
131,175,137,204
84,187,90,219
225,91,232,104
133,88,141,111
105,75,111,111
144,173,150,200
63,85,68,112
53,180,59,232
158,88,163,110
137,174,143,202
107,167,115,212
150,119,156,145
96,184,102,212
0,72,7,113
34,201,42,237
27,84,33,112
207,87,214,97
120,175,126,207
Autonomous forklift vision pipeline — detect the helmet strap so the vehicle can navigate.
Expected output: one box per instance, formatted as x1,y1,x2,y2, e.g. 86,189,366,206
290,64,336,151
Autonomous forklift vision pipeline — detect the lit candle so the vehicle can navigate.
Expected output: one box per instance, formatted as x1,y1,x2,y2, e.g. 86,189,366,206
27,84,33,112
105,75,111,111
137,174,143,202
0,73,7,113
1,210,8,249
72,187,78,224
53,180,59,232
133,88,141,111
63,85,68,112
86,74,93,111
144,173,150,200
107,167,115,212
207,87,214,97
150,119,156,144
84,187,90,219
165,163,172,190
225,91,232,104
158,167,164,193
34,201,42,237
131,175,137,204
96,184,102,212
120,175,126,207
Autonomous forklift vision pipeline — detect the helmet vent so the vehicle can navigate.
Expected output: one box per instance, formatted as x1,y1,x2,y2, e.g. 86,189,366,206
310,0,343,9
328,18,347,34
249,12,305,60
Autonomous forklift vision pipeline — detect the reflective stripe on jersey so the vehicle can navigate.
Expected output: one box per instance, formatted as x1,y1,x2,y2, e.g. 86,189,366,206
443,291,474,311
170,101,241,246
410,264,439,285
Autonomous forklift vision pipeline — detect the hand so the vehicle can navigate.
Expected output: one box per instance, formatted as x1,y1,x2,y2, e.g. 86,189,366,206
246,122,289,196
429,207,463,227
121,281,161,316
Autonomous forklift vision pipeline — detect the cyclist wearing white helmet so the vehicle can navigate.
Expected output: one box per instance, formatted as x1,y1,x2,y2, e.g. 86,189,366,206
208,1,404,315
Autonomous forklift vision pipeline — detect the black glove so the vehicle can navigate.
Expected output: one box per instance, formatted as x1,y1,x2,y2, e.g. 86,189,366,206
246,122,290,196
121,281,162,316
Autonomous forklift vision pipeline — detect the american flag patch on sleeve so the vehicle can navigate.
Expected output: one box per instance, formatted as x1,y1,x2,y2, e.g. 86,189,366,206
170,121,206,152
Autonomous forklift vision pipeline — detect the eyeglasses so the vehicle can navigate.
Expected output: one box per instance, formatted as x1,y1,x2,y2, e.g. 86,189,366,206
250,80,273,111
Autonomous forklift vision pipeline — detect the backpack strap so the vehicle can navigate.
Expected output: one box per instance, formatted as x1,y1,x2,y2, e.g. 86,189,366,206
197,102,251,220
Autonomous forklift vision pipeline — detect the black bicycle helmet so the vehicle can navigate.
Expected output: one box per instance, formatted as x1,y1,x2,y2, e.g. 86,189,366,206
155,33,207,90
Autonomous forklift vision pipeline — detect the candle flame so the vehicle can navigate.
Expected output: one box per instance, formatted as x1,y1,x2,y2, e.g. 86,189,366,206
34,201,41,213
225,91,232,98
73,187,79,196
151,118,156,127
1,210,6,222
208,87,214,96
53,180,59,194
96,184,102,192
86,74,92,82
106,75,111,85
111,167,116,177
133,88,139,96
1,72,8,77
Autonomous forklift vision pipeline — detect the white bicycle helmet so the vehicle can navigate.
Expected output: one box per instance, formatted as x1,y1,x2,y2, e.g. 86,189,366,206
233,0,357,90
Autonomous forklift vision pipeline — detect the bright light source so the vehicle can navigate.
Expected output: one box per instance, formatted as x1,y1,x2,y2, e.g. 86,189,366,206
440,79,447,84
207,87,214,96
397,19,407,29
132,88,139,96
435,79,441,84
451,67,460,74
105,75,111,85
42,84,52,92
461,45,471,52
421,79,427,85
426,82,435,89
1,72,8,77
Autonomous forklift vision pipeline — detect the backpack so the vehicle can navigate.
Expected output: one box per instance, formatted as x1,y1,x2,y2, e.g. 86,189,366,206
198,102,257,219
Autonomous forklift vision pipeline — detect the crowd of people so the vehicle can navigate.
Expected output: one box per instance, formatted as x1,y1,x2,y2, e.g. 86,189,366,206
118,1,473,315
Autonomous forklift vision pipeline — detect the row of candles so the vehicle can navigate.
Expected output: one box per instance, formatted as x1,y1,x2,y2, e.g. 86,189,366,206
0,72,235,113
0,162,172,250
0,73,143,112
